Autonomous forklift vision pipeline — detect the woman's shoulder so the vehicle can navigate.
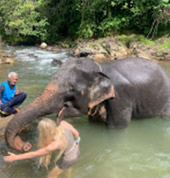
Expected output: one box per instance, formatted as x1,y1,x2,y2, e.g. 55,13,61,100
60,120,71,129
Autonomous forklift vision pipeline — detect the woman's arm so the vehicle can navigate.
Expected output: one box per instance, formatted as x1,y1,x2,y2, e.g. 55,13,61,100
4,141,60,163
60,120,79,140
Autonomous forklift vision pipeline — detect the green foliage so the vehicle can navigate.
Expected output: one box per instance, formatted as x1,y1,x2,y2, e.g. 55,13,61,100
0,0,48,44
98,17,128,36
37,0,81,43
158,40,170,49
0,0,169,44
117,34,156,47
60,39,76,48
78,23,97,38
147,0,170,38
76,0,170,38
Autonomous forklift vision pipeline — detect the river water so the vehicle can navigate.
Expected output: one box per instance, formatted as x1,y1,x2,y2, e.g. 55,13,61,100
0,46,170,178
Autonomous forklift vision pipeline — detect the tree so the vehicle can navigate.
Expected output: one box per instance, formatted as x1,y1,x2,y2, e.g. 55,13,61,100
0,0,48,44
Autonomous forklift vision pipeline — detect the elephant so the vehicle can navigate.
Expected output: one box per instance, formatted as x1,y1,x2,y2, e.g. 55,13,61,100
5,57,170,152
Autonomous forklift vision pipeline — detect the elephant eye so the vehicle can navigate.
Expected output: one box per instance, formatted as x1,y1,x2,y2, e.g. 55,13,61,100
64,94,75,102
64,88,75,102
69,88,75,92
67,85,75,92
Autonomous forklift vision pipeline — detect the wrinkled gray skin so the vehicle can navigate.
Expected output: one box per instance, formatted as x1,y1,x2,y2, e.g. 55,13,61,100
5,57,170,151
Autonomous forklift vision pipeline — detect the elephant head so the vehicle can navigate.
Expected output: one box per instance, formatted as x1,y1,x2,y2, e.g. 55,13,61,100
5,57,115,152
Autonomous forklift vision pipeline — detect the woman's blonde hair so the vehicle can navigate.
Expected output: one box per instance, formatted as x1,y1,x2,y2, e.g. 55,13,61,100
37,118,67,169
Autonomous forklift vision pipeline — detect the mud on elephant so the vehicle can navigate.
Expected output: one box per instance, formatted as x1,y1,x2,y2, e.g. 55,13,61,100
5,57,170,152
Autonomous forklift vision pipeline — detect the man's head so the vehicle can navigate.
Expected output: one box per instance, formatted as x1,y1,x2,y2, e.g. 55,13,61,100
8,72,18,85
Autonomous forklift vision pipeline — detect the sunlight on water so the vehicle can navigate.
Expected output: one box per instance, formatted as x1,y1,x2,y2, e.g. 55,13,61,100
1,49,170,178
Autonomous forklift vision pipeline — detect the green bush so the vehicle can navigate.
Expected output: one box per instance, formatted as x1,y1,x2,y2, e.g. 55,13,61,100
0,0,48,44
0,0,169,44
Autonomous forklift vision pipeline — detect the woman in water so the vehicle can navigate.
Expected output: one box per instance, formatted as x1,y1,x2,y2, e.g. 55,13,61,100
4,118,80,178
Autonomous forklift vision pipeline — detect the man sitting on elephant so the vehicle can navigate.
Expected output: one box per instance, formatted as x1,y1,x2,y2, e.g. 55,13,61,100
0,72,27,116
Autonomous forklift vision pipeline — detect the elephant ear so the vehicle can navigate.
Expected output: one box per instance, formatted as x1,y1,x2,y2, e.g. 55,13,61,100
88,72,115,114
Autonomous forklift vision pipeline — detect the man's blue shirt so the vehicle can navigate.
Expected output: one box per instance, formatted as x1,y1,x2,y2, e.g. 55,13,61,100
0,81,16,103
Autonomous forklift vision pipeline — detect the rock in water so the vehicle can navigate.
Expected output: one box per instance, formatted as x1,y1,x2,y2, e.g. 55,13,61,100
40,42,47,49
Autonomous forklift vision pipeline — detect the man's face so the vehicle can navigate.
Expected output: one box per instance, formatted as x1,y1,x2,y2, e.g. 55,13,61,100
9,75,18,85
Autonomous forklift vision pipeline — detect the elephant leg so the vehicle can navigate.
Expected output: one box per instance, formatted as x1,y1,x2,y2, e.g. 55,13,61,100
160,101,170,118
106,99,132,128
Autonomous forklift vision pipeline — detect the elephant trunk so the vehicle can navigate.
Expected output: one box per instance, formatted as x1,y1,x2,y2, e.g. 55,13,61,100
5,83,62,152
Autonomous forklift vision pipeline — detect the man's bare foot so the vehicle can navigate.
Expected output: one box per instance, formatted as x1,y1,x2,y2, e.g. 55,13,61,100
15,108,20,113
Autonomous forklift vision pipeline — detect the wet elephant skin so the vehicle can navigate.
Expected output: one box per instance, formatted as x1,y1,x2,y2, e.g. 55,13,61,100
5,57,170,151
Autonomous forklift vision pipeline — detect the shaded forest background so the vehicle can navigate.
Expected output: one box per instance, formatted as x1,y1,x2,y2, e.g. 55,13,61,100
0,0,169,44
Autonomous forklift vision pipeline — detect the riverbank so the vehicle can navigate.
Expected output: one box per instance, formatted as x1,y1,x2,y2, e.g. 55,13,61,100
0,39,16,65
67,35,170,62
1,34,170,65
38,34,170,63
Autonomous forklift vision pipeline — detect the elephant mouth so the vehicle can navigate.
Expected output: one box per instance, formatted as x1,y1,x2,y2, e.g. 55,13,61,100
56,103,83,123
88,104,107,122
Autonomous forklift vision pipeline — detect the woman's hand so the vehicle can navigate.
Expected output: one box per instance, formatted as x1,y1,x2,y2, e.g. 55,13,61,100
4,152,17,162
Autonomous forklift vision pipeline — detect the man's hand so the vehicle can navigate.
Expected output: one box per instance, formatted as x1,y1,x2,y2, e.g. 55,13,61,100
15,90,20,95
0,100,2,105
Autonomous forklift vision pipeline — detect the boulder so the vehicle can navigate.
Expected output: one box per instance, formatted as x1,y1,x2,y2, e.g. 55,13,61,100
93,54,108,62
0,50,16,65
4,58,15,64
51,59,63,66
40,42,48,49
